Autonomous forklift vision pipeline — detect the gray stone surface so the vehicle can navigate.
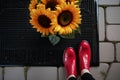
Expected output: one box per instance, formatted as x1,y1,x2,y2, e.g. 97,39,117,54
27,67,57,80
106,7,120,24
98,7,105,41
58,67,66,80
59,63,109,80
107,25,120,41
90,63,109,80
116,43,120,61
106,63,120,80
0,67,3,80
4,67,25,80
99,0,120,5
99,42,114,62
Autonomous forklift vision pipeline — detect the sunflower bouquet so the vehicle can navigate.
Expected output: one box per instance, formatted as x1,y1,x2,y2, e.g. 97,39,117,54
29,0,82,45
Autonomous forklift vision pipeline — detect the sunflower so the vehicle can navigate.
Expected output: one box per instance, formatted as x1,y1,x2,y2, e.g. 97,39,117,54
64,0,78,3
41,0,64,10
29,0,38,12
53,2,82,35
30,4,56,36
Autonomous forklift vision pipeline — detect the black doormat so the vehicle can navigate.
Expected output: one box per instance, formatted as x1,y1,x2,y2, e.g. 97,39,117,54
0,0,99,67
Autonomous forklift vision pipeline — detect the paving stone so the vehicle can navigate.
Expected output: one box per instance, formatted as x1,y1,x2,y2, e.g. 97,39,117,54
106,63,120,80
99,0,120,5
58,67,66,80
0,67,3,80
90,63,109,80
116,43,120,61
106,7,120,24
4,67,25,80
27,67,57,80
99,43,114,62
59,63,109,80
107,25,120,41
98,7,105,41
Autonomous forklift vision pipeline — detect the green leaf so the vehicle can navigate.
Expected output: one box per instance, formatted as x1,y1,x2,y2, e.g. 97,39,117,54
49,35,60,46
60,32,75,39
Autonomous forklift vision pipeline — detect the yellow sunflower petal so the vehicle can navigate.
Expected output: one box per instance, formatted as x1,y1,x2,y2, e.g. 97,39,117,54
59,28,65,35
54,25,61,32
66,27,72,33
29,0,38,11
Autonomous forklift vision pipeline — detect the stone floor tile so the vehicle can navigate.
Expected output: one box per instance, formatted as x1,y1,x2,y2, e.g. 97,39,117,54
106,63,120,80
99,0,120,5
58,67,81,80
27,67,57,80
4,67,25,80
0,67,3,80
59,63,109,80
106,7,120,24
107,25,120,41
116,43,120,61
58,67,66,80
98,7,105,41
90,63,109,80
99,42,114,62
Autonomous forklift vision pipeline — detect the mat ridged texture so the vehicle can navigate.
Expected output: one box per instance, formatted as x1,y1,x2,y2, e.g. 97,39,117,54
0,0,99,66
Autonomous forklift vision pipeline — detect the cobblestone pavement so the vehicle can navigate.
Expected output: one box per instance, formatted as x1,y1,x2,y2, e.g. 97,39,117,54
0,0,120,80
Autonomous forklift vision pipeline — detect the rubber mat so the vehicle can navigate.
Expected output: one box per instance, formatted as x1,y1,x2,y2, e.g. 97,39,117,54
0,0,99,66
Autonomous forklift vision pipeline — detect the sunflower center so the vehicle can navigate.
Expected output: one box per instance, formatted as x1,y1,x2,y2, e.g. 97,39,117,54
46,0,58,10
38,15,51,28
58,10,73,26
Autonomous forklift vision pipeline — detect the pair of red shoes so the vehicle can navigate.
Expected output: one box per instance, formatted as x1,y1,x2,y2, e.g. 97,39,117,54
63,40,91,79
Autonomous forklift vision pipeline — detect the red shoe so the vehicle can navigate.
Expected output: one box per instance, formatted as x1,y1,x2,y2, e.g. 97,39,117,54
78,40,91,74
63,47,77,80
